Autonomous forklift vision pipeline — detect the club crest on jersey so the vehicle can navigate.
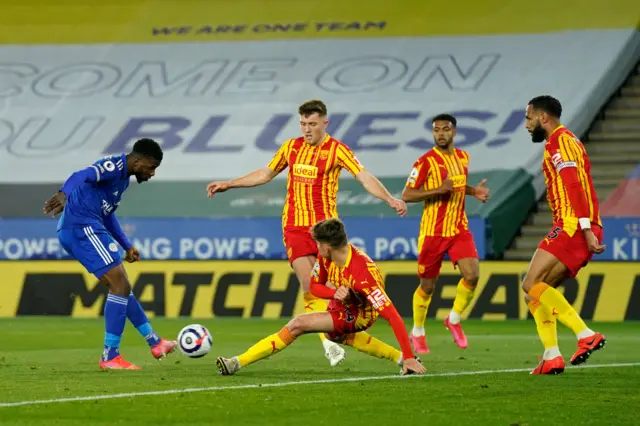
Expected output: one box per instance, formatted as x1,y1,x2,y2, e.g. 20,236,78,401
320,150,329,160
292,164,318,184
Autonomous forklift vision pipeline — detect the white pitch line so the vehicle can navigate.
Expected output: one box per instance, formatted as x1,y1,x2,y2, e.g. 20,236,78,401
1,362,638,408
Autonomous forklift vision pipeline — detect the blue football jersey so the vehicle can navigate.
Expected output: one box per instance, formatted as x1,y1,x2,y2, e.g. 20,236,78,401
58,154,130,230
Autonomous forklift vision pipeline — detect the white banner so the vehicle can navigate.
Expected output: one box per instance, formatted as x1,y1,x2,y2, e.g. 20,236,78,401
0,29,634,182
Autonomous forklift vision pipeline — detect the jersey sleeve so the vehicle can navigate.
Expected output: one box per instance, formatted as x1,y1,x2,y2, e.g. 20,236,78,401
353,267,415,360
60,156,124,196
336,144,365,176
458,150,470,166
309,257,336,299
547,133,591,221
91,156,125,182
405,157,429,189
266,140,291,173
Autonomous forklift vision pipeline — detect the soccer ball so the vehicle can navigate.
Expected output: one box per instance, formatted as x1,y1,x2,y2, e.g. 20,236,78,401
177,324,213,358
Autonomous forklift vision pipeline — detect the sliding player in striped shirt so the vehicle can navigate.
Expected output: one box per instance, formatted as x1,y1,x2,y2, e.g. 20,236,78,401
206,99,407,367
402,114,490,354
216,218,426,376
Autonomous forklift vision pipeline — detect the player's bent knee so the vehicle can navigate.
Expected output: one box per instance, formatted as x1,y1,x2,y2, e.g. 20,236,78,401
419,278,436,295
463,272,479,287
285,316,311,337
101,264,131,296
285,317,302,335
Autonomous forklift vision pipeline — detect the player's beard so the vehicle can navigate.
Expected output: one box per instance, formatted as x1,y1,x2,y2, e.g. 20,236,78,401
530,124,547,143
435,138,452,150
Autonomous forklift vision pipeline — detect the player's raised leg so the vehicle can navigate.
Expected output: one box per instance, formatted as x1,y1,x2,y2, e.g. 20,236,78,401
217,311,336,375
522,248,605,366
292,254,346,366
126,291,177,359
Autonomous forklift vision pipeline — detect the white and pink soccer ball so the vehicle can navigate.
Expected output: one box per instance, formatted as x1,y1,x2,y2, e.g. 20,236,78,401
177,324,213,358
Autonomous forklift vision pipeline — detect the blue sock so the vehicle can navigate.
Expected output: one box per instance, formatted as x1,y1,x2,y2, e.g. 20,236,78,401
127,293,161,346
103,294,128,361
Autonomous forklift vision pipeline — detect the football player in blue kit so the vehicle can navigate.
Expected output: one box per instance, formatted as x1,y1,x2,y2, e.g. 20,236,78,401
43,138,177,370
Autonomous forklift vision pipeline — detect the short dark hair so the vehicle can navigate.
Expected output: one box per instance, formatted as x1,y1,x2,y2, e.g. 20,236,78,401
311,218,348,248
298,99,328,117
432,113,457,127
528,95,562,118
132,138,163,163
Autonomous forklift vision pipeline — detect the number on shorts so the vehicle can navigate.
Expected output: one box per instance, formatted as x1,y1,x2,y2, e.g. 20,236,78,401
344,310,354,323
546,226,563,240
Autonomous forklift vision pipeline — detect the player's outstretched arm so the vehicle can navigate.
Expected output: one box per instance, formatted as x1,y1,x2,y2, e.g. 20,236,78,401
353,278,424,373
372,293,426,374
207,167,278,198
355,171,407,217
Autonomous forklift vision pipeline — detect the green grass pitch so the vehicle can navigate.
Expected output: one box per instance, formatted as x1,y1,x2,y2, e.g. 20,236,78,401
0,318,638,425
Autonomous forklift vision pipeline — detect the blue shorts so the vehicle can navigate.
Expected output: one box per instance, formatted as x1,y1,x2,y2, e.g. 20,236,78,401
58,225,122,278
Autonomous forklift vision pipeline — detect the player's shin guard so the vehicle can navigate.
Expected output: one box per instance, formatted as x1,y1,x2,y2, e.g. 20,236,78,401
103,294,128,361
529,282,589,336
528,300,559,356
344,332,402,363
304,292,330,342
449,278,475,324
126,292,161,346
237,326,296,368
412,287,431,335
